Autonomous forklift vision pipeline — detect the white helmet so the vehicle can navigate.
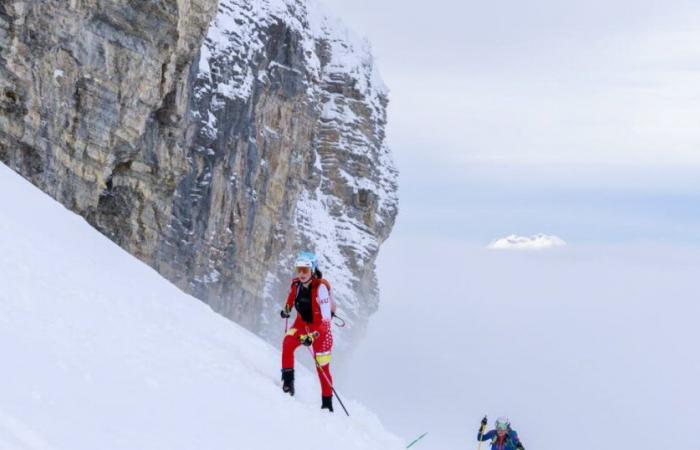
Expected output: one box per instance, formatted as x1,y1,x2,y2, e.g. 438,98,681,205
495,417,510,430
294,251,317,271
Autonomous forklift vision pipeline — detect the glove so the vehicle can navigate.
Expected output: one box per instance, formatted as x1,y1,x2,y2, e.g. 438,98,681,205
300,331,319,347
479,416,487,431
515,443,525,450
478,416,487,437
280,305,291,319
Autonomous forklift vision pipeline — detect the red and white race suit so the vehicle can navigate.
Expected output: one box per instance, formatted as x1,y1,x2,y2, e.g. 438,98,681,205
281,277,334,397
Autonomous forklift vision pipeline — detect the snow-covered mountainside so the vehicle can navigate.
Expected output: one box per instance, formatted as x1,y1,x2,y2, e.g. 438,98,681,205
0,0,397,344
0,164,402,449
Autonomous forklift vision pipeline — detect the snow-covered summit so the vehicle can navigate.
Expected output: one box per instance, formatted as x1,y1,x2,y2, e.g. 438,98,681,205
0,164,402,450
488,234,567,250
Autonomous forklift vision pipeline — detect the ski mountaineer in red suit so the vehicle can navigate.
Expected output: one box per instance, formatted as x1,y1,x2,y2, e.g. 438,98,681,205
279,251,336,412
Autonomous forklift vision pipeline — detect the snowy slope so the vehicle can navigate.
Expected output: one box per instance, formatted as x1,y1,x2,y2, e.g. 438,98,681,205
0,163,402,450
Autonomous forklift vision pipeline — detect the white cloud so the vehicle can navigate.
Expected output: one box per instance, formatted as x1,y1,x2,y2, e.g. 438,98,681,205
488,233,567,250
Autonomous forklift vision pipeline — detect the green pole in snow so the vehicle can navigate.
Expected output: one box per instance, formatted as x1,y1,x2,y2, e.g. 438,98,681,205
406,432,428,448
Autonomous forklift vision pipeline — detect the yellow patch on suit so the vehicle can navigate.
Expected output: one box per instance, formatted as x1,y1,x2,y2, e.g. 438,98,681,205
315,351,331,366
286,328,297,336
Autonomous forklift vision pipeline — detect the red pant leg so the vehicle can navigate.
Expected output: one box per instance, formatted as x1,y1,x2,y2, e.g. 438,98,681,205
281,319,303,369
312,321,333,354
282,320,334,397
316,364,333,397
311,322,333,397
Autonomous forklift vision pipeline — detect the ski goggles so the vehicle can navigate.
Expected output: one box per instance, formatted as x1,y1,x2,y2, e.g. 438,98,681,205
496,423,509,431
295,266,311,275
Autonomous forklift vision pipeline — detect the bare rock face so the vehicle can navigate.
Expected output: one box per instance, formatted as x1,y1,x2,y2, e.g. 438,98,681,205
0,0,218,258
0,0,398,343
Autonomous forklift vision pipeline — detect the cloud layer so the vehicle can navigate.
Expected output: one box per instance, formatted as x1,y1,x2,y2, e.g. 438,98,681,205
346,236,700,450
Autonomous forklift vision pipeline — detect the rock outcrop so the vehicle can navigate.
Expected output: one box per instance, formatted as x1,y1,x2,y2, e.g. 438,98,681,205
0,0,398,342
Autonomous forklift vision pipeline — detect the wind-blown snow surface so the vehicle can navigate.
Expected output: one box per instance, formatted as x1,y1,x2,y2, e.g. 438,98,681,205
0,164,402,450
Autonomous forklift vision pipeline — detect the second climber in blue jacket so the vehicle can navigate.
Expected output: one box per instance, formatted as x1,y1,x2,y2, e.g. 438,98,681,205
477,416,525,450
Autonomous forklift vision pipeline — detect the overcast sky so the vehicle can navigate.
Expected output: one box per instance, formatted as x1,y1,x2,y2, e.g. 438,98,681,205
322,0,700,168
321,0,700,244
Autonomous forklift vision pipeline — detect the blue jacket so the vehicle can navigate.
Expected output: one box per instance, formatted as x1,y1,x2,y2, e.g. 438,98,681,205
477,429,522,450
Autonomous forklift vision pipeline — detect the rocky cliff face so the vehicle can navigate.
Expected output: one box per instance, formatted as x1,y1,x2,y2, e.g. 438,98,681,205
0,0,398,342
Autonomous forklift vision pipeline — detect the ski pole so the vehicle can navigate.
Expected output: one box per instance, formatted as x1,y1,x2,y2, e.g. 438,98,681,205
477,416,487,450
282,303,290,333
406,432,428,448
304,328,350,416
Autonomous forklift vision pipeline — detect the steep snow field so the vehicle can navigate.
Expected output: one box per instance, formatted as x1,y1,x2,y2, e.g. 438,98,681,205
0,164,402,450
